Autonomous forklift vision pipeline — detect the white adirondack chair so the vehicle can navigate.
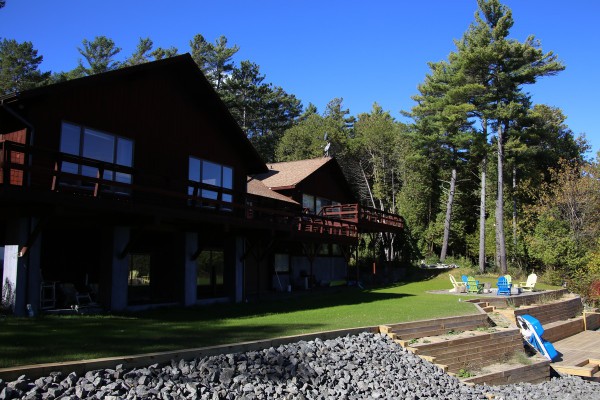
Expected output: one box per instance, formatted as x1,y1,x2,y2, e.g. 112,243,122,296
449,274,466,293
519,273,537,292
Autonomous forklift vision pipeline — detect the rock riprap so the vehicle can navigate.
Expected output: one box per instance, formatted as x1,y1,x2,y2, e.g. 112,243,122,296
1,332,598,399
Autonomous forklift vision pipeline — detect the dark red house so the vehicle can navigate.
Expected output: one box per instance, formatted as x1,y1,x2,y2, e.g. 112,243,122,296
0,54,403,316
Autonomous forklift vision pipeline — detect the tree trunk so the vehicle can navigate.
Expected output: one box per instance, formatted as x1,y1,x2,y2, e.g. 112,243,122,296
360,161,376,208
496,125,507,274
512,165,517,261
440,168,456,262
478,157,487,273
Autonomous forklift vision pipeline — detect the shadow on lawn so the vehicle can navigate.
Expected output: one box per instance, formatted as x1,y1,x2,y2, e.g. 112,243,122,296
132,288,414,322
0,319,329,368
0,289,414,368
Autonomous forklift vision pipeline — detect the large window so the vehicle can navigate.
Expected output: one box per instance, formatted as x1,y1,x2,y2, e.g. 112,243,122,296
302,194,338,214
189,157,233,206
60,122,133,184
128,253,151,305
197,249,225,298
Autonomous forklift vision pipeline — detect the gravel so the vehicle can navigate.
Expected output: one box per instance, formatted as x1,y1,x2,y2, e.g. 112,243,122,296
1,332,598,399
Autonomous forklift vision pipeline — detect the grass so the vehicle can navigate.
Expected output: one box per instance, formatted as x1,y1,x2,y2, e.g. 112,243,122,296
0,268,559,368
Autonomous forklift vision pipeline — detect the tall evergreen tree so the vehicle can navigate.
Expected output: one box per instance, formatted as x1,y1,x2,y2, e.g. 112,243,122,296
454,0,564,273
151,46,178,60
125,37,154,66
222,61,301,162
77,36,122,75
0,38,49,95
190,34,239,90
407,59,482,261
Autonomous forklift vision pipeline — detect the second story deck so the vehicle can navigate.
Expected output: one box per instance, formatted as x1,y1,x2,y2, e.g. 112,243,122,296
0,140,376,243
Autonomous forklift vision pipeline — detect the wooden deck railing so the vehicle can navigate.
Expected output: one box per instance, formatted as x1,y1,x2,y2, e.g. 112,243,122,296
320,203,404,232
0,141,360,240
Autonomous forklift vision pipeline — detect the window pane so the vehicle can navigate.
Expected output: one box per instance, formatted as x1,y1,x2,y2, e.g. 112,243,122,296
222,166,233,189
129,254,151,286
60,122,81,155
202,189,218,200
81,165,99,178
222,193,232,203
116,138,133,167
302,194,315,212
81,166,113,180
83,128,114,163
189,157,201,182
274,253,289,272
202,161,221,186
213,251,224,285
61,161,79,174
115,172,132,184
316,197,323,212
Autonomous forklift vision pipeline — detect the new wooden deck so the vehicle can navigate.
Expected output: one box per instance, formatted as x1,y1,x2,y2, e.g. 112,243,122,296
552,330,600,378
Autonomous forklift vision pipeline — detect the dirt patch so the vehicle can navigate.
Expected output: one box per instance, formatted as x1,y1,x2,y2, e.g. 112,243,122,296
406,325,514,346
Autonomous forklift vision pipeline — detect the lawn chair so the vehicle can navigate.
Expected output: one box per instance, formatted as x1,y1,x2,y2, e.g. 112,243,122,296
466,276,484,294
58,283,94,308
449,274,466,293
504,275,512,285
519,273,537,292
497,276,512,296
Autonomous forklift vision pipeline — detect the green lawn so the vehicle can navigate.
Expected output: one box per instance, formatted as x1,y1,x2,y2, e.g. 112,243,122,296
0,269,555,368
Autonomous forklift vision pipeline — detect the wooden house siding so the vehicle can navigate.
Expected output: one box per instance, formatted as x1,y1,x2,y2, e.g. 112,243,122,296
293,160,355,205
4,55,264,211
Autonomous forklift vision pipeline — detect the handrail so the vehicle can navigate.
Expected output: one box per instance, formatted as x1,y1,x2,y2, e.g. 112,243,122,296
321,203,404,230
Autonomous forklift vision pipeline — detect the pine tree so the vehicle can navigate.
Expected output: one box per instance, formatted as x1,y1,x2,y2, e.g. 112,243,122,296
77,36,122,75
0,38,49,95
454,0,565,273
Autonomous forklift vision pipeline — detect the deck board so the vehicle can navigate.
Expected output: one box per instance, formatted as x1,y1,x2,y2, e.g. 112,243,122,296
552,331,600,366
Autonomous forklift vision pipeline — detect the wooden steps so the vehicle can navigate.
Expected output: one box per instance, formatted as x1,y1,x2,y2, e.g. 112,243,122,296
553,359,600,378
475,301,496,313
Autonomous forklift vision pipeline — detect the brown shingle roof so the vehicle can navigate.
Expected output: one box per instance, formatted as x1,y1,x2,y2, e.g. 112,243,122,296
246,177,299,204
254,157,332,189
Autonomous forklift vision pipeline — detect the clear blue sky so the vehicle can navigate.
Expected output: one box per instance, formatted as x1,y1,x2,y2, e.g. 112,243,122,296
1,0,598,155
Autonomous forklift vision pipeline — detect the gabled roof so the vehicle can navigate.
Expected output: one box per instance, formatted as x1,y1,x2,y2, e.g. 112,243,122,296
0,54,268,174
254,157,332,189
246,177,299,204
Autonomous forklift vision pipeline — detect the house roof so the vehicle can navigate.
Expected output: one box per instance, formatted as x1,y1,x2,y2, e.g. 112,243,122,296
254,157,333,189
0,54,268,174
246,177,299,204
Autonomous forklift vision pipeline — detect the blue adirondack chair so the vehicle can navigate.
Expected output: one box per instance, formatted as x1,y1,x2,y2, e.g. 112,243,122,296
497,276,512,296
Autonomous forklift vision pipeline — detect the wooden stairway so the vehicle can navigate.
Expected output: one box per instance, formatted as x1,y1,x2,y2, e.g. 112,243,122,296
553,359,600,378
476,301,495,313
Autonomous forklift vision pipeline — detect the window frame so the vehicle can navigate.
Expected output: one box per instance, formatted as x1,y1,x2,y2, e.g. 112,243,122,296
188,156,234,208
59,121,134,185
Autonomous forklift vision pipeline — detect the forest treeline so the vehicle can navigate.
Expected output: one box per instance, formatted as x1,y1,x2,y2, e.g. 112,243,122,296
1,0,599,298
